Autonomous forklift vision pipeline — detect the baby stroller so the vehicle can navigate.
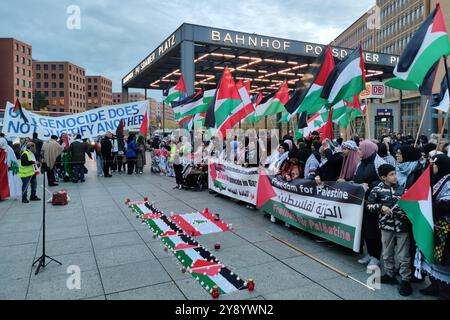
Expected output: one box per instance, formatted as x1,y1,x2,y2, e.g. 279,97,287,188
150,149,161,173
181,163,208,190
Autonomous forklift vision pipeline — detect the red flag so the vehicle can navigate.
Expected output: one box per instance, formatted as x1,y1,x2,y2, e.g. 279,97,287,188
65,133,70,151
320,109,334,142
256,170,277,209
139,111,148,136
116,119,125,136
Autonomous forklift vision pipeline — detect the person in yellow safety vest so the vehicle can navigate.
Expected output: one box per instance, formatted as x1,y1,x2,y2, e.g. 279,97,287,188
19,142,41,203
171,136,187,190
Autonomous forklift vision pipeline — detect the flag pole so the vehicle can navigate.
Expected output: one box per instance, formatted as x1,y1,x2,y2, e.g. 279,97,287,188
414,96,430,147
440,56,450,141
365,98,371,140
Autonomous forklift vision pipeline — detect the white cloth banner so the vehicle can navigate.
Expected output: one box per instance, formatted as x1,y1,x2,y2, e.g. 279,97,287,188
2,100,149,140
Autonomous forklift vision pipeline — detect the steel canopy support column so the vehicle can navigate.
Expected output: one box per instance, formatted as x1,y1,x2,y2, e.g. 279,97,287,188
181,40,195,96
122,86,129,103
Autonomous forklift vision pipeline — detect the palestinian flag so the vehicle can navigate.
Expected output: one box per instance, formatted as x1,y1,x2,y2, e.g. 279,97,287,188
331,95,366,129
139,111,148,137
393,4,450,87
432,69,450,113
206,67,242,136
295,107,329,140
250,81,290,124
116,119,125,136
320,108,334,141
256,170,277,209
218,81,255,136
386,60,440,94
397,166,435,263
171,90,204,121
164,75,187,104
321,46,365,107
292,46,336,116
169,209,232,236
13,99,28,122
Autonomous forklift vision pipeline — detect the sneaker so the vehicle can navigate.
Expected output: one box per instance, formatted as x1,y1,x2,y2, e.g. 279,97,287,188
270,215,276,223
398,281,413,296
22,199,29,203
380,274,399,285
30,196,41,201
357,255,371,264
173,185,179,189
178,185,183,189
368,257,380,267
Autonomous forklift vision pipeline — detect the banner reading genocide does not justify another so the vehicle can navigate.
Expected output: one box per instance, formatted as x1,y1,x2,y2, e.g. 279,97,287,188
2,100,149,140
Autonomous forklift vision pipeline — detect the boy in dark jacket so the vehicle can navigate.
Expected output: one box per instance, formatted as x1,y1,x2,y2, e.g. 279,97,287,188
367,164,413,296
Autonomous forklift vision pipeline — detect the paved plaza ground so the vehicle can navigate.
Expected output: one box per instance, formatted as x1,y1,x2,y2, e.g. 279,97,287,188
0,157,435,300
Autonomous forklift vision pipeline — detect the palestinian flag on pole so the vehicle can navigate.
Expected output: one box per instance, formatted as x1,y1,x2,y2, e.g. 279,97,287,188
291,46,336,116
218,81,255,136
321,46,365,107
13,99,28,122
206,66,242,137
249,81,290,124
386,60,440,94
295,107,329,140
397,166,435,263
171,90,204,121
164,75,187,104
393,4,450,87
331,95,366,129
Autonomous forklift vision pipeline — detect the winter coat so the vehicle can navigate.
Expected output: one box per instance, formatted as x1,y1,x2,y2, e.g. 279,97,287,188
367,182,410,233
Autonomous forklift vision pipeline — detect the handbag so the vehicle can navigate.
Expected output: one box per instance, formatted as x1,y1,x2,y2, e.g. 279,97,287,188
52,189,69,206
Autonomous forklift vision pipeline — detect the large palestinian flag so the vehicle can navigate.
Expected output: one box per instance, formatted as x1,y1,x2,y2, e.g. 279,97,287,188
290,46,336,116
397,166,435,263
321,46,365,107
206,67,243,137
249,81,290,124
128,200,248,295
218,81,255,137
164,75,187,104
171,90,204,121
393,4,450,87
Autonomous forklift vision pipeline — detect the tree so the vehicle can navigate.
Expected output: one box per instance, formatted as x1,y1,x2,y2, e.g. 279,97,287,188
33,91,47,111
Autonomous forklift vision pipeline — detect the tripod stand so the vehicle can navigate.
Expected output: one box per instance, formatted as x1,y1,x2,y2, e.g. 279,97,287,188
32,169,62,275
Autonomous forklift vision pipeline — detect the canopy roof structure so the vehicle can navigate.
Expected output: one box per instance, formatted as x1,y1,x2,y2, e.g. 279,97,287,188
122,23,399,97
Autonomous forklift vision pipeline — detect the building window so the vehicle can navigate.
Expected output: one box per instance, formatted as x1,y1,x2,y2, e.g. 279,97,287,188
22,91,25,98
22,80,26,87
51,64,56,71
22,69,25,75
44,64,48,70
27,48,31,55
28,92,31,99
28,70,31,77
16,89,19,97
59,73,64,79
52,73,56,79
52,82,56,89
88,78,91,83
36,64,41,71
59,64,64,71
44,82,49,88
59,91,64,97
44,91,48,97
36,82,41,88
44,73,48,79
28,81,31,88
15,43,19,51
59,82,64,88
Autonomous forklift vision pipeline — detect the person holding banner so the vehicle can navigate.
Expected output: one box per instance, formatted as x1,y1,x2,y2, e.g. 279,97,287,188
19,142,41,204
338,140,360,182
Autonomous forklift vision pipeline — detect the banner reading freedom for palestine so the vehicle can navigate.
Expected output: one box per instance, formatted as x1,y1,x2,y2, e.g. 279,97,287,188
208,161,259,205
1,100,149,140
258,174,365,252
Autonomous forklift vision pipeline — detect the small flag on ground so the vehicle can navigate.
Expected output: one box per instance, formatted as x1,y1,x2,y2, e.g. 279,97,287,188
397,166,435,263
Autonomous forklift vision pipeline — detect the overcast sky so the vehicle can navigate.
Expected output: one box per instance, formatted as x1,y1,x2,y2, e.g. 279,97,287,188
1,0,374,100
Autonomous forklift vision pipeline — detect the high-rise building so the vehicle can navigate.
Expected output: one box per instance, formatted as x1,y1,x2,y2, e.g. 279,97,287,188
86,76,112,109
0,38,33,109
33,61,86,114
332,0,450,137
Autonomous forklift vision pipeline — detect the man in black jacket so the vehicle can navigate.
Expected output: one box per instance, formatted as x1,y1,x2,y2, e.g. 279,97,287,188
101,132,113,177
69,134,92,183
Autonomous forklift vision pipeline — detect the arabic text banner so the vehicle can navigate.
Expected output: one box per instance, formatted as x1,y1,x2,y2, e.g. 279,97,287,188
208,161,259,205
260,176,365,252
2,100,149,140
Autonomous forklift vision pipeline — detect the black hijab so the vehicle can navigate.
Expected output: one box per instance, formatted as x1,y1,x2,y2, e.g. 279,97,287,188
432,154,450,185
399,145,422,163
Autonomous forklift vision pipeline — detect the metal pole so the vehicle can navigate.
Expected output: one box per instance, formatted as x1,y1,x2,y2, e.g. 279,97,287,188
163,100,166,135
414,97,430,147
440,56,450,140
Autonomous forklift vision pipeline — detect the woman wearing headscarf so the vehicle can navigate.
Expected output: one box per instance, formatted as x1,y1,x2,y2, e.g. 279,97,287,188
338,140,360,182
136,136,146,174
396,145,426,189
304,140,322,180
377,142,396,167
354,140,386,267
269,142,290,175
315,139,343,182
416,154,450,300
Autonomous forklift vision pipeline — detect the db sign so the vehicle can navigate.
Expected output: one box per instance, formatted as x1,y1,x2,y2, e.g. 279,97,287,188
360,82,385,99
